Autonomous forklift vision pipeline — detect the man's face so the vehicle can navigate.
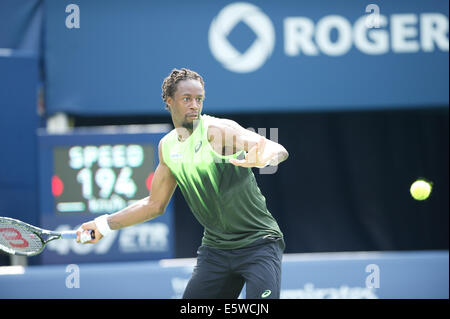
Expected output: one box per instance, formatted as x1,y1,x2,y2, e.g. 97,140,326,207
167,79,205,131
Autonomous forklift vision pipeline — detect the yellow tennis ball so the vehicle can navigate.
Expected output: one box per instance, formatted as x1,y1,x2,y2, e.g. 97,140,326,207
410,180,432,201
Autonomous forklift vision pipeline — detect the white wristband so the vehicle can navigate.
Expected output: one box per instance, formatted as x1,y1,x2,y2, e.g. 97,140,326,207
94,214,113,237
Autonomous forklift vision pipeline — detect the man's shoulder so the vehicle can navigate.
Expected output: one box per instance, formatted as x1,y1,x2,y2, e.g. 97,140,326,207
203,114,238,131
159,129,177,148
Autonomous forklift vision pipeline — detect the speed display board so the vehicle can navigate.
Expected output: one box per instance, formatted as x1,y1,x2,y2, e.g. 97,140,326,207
38,126,174,264
52,144,154,215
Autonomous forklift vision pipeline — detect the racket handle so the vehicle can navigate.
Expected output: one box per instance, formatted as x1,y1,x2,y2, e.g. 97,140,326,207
80,230,95,243
60,230,95,243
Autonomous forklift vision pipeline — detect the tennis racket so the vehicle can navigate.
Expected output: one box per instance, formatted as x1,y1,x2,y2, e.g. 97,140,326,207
0,217,94,256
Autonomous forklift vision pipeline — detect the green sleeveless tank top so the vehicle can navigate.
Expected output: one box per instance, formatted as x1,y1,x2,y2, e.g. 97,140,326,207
161,114,283,249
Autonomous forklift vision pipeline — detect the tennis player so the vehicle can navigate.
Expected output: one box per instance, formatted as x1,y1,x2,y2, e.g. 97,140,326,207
77,68,289,299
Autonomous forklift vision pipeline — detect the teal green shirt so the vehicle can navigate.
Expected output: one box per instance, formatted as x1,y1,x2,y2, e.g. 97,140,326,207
161,114,283,249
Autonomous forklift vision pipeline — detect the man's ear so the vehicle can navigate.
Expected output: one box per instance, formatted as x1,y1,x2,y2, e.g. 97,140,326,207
166,97,173,112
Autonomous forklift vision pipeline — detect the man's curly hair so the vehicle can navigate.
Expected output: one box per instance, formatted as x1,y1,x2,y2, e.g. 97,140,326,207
161,68,205,110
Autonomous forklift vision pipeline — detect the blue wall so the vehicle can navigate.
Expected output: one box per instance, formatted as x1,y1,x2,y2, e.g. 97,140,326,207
0,251,448,299
0,0,42,53
0,54,40,227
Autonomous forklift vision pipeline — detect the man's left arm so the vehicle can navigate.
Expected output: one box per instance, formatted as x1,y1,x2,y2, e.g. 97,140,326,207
216,119,289,168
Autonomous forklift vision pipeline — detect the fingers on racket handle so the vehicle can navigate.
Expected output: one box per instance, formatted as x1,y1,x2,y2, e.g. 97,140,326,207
80,230,95,243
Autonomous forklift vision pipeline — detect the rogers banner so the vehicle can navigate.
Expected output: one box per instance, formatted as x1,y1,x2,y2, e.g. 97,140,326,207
44,0,449,115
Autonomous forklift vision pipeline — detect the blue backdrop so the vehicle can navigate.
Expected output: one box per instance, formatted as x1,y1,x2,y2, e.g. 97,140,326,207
0,54,40,228
44,0,449,115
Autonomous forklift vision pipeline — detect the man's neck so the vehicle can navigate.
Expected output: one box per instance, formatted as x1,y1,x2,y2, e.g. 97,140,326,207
173,117,201,142
175,126,193,142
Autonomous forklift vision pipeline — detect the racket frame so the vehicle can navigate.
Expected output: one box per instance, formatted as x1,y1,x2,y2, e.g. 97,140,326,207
0,217,78,256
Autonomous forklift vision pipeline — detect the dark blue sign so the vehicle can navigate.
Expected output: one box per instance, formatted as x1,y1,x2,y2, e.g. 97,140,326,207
38,126,175,264
44,0,449,115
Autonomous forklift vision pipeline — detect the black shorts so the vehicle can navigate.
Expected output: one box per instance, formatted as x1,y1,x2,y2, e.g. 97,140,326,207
182,237,285,299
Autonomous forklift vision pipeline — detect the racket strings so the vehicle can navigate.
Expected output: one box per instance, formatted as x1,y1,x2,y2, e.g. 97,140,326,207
0,221,44,254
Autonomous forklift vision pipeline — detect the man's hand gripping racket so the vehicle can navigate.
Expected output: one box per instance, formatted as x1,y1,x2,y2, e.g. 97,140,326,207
0,217,95,256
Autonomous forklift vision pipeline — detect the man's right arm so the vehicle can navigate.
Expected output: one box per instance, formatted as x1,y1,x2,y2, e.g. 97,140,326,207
77,139,177,243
